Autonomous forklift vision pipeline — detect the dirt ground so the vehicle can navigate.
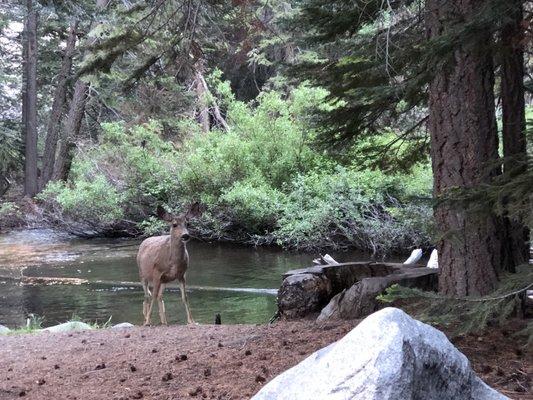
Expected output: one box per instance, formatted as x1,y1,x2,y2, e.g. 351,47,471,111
0,319,531,400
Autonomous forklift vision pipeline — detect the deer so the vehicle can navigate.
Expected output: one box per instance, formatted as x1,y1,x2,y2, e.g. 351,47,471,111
137,203,201,326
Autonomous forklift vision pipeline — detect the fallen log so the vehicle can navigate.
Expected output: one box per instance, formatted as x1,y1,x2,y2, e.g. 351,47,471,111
278,261,437,320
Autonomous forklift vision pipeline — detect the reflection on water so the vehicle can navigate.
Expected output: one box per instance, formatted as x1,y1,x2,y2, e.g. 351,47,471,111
0,229,327,327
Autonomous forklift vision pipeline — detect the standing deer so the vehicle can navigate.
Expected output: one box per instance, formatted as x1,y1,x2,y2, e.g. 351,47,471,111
137,203,201,325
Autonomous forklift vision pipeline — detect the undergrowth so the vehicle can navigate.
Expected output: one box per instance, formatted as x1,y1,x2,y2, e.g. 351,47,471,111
378,265,533,347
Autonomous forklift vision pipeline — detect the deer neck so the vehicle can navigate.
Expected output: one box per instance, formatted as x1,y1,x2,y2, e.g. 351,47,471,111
169,236,187,267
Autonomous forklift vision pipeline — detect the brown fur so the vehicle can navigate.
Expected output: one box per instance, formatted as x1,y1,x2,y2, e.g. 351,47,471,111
137,204,200,325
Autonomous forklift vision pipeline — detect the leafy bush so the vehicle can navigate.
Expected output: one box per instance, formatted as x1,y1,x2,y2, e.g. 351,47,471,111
275,167,433,254
39,177,123,226
39,121,180,235
39,81,434,254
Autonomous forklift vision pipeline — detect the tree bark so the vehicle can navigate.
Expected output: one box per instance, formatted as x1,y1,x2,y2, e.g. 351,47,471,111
53,80,87,181
500,0,529,268
426,0,502,296
40,21,78,190
195,69,210,133
23,0,38,197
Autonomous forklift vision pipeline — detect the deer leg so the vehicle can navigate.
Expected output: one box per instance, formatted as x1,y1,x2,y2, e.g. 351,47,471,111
157,283,167,325
145,277,161,326
142,280,152,322
178,277,195,324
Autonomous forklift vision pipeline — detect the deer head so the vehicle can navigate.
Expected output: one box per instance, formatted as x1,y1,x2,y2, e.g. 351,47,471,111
156,203,201,243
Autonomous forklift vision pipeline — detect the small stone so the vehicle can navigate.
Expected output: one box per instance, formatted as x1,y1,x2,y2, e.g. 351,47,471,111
255,375,266,383
480,365,492,374
217,342,223,348
129,364,137,372
18,390,26,397
131,391,143,399
162,372,173,382
81,339,87,344
175,354,187,361
188,386,203,397
119,377,126,383
259,355,267,361
37,379,45,385
236,361,243,367
95,362,106,370
54,364,60,370
40,356,47,360
124,334,131,338
245,350,252,356
203,368,211,377
151,348,158,353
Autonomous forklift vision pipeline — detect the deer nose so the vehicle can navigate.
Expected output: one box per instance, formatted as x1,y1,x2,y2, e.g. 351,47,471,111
181,233,190,242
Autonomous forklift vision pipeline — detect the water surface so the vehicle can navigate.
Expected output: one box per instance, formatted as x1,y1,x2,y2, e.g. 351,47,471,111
1,229,372,328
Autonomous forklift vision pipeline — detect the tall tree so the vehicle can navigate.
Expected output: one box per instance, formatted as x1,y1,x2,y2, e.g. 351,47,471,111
500,0,529,268
22,0,38,197
426,0,501,296
40,21,78,190
290,0,529,296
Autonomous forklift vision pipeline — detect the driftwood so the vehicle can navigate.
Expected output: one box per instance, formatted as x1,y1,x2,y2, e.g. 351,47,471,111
312,254,339,266
278,261,437,320
403,249,422,265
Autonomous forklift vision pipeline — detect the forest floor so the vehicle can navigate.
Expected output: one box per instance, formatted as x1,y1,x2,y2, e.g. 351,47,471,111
0,319,531,400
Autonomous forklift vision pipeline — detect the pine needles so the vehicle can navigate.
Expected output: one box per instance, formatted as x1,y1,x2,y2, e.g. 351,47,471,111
378,265,533,346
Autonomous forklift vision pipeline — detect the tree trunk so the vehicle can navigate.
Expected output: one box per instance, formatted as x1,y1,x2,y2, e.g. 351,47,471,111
426,0,502,296
40,21,78,190
195,69,210,133
53,80,87,181
23,0,38,197
500,0,529,268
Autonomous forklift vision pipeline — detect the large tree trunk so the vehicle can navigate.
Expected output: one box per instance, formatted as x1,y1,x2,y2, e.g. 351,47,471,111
500,0,529,268
426,0,502,296
23,0,38,197
40,21,78,190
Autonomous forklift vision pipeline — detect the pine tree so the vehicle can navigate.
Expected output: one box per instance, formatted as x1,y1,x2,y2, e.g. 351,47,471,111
290,0,531,295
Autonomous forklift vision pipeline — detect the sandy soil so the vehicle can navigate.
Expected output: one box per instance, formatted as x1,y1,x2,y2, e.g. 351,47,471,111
0,320,530,400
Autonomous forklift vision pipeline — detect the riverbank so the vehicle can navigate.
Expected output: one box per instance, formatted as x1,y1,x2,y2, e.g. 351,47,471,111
0,319,530,400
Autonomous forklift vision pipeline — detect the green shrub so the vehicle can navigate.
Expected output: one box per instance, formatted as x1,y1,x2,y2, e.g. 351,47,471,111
39,177,123,226
275,167,433,254
38,79,434,254
219,180,284,233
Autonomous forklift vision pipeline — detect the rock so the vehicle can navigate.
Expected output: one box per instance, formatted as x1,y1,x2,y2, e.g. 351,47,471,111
277,273,331,318
43,321,93,333
317,268,437,321
252,308,507,400
111,322,134,329
0,324,10,335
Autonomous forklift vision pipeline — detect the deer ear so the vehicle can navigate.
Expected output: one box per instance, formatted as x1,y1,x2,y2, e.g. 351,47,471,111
185,201,202,220
156,205,172,222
